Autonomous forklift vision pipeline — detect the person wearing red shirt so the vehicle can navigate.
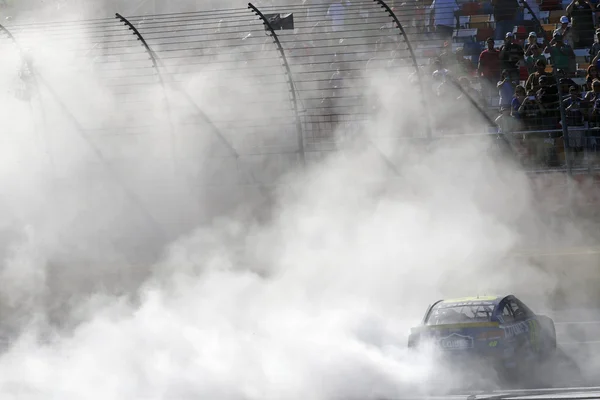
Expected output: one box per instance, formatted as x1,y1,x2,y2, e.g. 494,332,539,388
478,37,501,104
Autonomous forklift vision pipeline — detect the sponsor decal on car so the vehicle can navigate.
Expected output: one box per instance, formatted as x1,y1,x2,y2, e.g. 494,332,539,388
439,333,474,350
476,329,505,340
501,319,534,338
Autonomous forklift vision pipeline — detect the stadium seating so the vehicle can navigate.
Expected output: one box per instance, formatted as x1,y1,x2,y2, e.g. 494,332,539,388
514,25,528,40
520,66,529,81
476,27,494,42
461,2,483,16
468,14,494,29
540,0,562,11
541,23,556,35
448,0,595,83
548,10,565,24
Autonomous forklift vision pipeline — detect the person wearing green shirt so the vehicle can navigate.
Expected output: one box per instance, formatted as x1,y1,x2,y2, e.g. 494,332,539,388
525,45,547,74
544,33,575,74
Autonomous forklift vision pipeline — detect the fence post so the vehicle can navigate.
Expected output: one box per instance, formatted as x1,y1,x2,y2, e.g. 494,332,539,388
115,14,238,159
115,13,178,168
372,0,433,140
248,3,306,167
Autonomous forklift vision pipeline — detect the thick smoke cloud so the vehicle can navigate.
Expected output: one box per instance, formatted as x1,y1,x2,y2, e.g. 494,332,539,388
0,0,599,399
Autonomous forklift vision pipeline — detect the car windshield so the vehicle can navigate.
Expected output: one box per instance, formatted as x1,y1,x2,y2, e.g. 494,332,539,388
426,302,495,325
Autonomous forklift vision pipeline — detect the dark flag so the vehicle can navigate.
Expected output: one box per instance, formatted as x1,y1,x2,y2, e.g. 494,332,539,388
263,13,294,30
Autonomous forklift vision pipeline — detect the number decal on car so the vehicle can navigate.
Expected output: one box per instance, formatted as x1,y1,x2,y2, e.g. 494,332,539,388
528,320,539,352
488,340,498,347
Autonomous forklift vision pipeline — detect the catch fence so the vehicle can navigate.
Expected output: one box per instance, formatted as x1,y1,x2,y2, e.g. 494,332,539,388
1,1,600,191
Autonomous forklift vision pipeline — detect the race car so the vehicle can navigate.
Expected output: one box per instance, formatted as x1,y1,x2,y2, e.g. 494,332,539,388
408,295,556,371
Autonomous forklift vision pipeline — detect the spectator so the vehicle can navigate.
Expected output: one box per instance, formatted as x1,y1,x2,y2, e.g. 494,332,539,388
544,33,576,74
526,59,549,92
428,56,441,76
585,78,600,99
583,80,600,123
591,51,600,69
498,69,516,108
478,37,501,101
587,82,600,124
556,69,578,93
537,75,560,127
326,1,351,33
431,57,450,80
589,29,600,64
586,64,599,90
538,75,559,103
525,45,546,74
429,0,459,41
493,0,520,40
524,32,539,54
553,16,574,46
563,85,586,126
438,40,453,66
512,84,528,118
519,89,547,129
499,32,525,81
496,105,521,132
566,0,595,48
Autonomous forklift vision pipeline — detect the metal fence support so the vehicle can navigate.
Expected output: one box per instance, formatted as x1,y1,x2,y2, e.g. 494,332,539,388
520,0,549,42
115,12,178,169
373,0,432,140
248,2,306,167
114,14,238,159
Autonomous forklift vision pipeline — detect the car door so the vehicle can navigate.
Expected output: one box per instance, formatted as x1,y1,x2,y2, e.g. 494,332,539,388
496,301,519,360
509,298,540,355
515,298,541,353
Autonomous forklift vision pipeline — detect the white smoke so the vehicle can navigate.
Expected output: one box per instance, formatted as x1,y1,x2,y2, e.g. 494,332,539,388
0,1,598,399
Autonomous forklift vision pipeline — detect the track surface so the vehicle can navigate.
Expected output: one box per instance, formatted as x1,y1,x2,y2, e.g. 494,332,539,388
0,310,595,398
402,309,600,399
397,387,600,399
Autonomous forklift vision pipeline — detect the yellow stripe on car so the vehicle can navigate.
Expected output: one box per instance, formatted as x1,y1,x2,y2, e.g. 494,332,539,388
441,296,498,303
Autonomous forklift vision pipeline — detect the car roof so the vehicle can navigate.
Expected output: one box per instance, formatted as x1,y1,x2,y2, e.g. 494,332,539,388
437,295,504,306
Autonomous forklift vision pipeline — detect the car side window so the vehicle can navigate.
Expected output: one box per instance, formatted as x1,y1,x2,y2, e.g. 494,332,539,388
509,300,526,320
516,299,533,317
501,303,514,323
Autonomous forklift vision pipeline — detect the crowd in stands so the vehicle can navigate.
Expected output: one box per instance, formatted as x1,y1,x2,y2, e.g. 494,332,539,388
310,1,600,145
422,0,600,137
